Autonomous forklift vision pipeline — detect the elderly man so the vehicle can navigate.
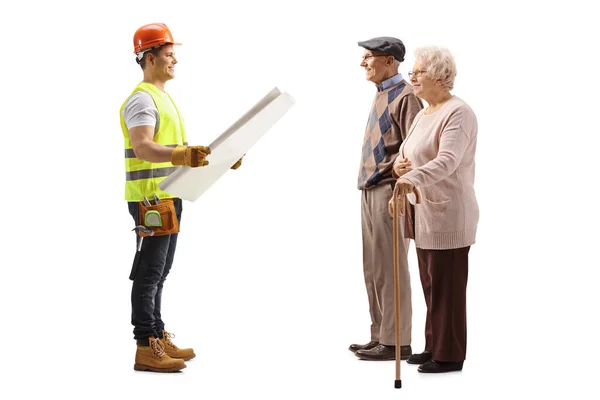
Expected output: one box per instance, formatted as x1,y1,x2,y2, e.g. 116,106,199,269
350,37,424,361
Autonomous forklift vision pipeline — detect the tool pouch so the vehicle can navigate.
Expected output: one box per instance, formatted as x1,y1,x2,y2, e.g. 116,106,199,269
138,198,179,237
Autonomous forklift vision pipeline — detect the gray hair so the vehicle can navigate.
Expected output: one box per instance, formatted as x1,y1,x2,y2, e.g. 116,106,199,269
414,46,457,91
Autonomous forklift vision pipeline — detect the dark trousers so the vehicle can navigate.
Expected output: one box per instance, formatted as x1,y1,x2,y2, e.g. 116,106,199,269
416,246,470,362
128,199,182,345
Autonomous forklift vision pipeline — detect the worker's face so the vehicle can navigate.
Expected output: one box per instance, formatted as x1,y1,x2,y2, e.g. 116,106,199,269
360,50,394,85
148,44,177,81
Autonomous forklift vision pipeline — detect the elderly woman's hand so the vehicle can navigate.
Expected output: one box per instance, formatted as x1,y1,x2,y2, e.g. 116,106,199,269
393,157,412,177
393,178,415,198
389,178,417,216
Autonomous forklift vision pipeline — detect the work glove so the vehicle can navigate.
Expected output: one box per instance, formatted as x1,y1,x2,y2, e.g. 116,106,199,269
230,155,244,170
171,145,211,167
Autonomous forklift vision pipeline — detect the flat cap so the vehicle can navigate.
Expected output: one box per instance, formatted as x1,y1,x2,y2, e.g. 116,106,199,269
358,36,406,62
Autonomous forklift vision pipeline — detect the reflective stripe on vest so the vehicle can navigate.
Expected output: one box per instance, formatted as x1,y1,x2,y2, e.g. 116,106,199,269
126,167,180,181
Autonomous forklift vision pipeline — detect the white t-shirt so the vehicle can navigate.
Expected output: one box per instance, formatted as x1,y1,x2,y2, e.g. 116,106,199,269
122,90,178,135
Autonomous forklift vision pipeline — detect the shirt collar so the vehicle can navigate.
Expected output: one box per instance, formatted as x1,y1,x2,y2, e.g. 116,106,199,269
377,73,403,92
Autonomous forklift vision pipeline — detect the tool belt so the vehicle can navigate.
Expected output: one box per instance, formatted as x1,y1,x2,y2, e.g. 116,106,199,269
137,197,179,237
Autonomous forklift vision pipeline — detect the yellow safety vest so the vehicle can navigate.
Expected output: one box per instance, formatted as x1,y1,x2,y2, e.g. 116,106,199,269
120,82,188,201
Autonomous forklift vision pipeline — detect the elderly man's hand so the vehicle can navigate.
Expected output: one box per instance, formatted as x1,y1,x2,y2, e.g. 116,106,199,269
388,194,406,216
393,157,412,177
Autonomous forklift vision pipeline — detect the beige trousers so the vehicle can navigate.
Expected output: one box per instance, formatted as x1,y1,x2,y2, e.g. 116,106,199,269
361,183,412,346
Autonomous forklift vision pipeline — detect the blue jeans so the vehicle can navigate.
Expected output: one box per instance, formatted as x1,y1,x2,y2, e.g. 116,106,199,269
128,199,182,345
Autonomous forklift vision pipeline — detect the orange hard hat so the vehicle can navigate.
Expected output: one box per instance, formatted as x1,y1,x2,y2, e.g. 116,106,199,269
133,23,181,55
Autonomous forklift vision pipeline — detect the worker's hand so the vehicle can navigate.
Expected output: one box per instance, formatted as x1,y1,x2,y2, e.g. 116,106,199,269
171,145,211,167
392,157,412,178
230,155,245,170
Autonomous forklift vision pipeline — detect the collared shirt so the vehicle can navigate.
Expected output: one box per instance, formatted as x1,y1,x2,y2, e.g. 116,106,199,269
377,73,404,92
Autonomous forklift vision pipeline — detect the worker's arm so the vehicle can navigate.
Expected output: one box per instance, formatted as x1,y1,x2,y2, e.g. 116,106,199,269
124,92,210,167
130,126,210,166
129,125,176,163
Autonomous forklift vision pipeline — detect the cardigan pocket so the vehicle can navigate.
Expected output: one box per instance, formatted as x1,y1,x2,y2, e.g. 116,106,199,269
421,185,451,204
423,196,450,215
420,197,452,232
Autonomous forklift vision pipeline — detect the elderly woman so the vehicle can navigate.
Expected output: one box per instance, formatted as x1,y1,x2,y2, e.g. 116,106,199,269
389,46,479,373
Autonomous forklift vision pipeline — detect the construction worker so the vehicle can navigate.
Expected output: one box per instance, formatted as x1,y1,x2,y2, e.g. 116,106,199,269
120,22,242,373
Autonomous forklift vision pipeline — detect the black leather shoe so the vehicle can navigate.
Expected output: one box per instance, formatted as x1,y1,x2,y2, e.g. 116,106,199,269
348,341,379,353
355,344,412,361
407,351,432,364
417,360,464,373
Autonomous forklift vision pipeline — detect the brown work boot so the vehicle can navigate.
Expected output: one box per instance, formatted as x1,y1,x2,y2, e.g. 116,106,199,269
160,330,196,361
134,336,186,372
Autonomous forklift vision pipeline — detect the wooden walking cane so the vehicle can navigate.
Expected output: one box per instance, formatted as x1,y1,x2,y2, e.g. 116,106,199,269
392,193,404,389
391,183,421,389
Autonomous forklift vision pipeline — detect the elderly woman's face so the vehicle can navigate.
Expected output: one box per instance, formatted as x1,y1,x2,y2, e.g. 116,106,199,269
410,61,439,99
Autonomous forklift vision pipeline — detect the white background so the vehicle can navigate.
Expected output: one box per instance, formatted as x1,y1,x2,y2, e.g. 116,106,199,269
1,0,598,399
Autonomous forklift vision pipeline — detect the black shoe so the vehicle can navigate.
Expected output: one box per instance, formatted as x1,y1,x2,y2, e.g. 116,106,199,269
348,341,379,353
355,344,412,361
417,360,464,373
407,351,432,365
